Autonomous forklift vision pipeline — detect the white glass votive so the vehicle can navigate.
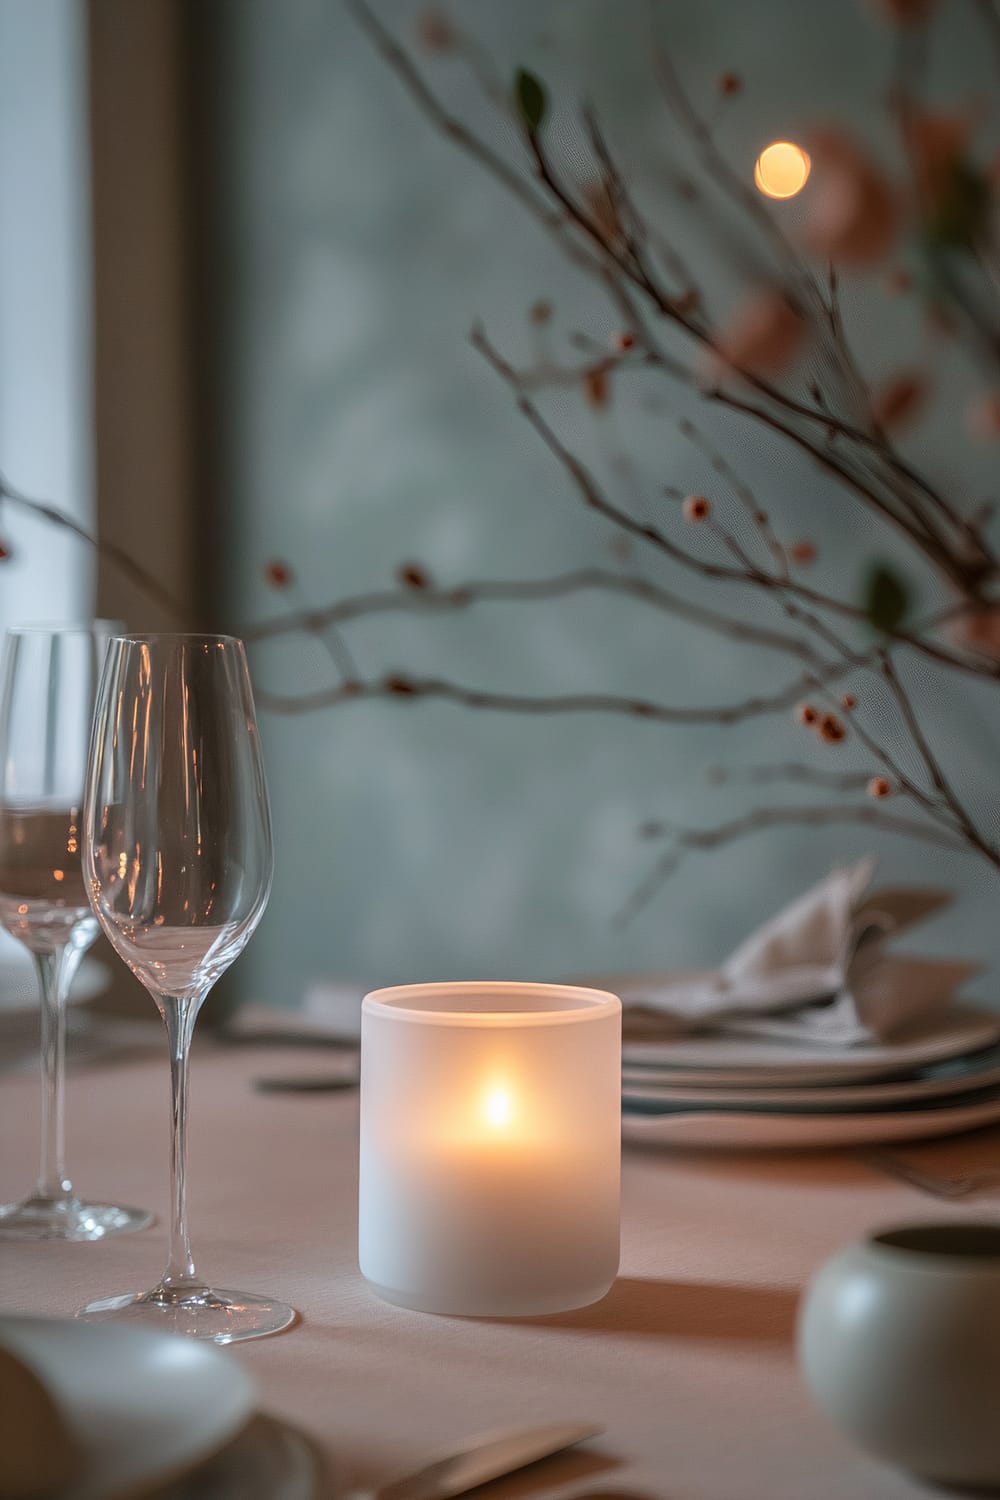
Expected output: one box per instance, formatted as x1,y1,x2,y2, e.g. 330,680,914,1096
358,982,621,1316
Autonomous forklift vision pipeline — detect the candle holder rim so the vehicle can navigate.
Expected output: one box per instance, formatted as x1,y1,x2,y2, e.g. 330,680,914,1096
362,980,621,1025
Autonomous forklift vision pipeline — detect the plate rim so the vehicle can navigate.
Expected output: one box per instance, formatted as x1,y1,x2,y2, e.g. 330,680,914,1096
620,1089,1000,1150
0,1314,256,1500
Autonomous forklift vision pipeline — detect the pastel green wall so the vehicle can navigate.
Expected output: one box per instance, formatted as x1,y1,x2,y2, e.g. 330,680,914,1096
204,0,1000,1005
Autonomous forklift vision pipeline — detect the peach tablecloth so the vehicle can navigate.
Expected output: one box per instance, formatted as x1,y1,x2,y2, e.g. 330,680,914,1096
2,1041,999,1499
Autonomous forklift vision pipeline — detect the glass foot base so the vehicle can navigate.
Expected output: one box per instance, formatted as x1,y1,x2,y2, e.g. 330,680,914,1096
77,1285,299,1344
0,1194,153,1242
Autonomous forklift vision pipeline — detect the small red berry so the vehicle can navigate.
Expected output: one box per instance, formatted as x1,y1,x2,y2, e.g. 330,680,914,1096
683,494,711,523
398,563,429,590
613,331,636,352
718,71,742,96
796,703,819,727
868,776,893,799
841,693,856,711
789,539,816,566
818,712,846,744
263,560,292,589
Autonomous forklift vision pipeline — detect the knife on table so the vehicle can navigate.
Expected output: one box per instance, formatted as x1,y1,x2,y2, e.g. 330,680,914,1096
350,1422,603,1500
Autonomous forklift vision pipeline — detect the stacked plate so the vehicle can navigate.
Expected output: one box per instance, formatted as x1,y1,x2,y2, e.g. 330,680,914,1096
612,981,1000,1150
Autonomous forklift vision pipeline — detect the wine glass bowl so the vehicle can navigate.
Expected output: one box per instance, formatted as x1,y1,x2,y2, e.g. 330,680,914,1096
0,624,152,1241
79,634,295,1342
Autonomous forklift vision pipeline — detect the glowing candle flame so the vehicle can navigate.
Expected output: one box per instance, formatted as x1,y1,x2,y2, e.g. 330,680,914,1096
483,1088,513,1130
754,141,811,199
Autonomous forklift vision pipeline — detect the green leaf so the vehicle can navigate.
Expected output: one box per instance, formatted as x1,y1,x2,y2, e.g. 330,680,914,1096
514,68,547,133
864,563,911,635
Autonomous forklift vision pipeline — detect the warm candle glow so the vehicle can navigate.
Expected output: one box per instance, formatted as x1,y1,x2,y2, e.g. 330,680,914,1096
754,141,811,199
360,981,622,1316
483,1086,513,1130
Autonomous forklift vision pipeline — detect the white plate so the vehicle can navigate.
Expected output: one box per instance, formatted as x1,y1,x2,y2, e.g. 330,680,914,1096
621,1086,1000,1150
622,1046,1000,1111
0,1316,255,1500
157,1415,326,1500
618,1001,1000,1086
0,954,110,1019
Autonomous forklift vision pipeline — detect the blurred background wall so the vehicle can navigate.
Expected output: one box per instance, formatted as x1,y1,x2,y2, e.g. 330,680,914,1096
194,0,1000,1005
4,0,998,1009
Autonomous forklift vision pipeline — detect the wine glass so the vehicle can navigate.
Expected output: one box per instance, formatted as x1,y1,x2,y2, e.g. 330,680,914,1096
78,633,296,1342
0,624,152,1240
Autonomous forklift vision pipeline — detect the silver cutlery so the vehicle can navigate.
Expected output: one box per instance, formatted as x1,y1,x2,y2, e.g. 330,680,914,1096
345,1421,602,1500
864,1149,1000,1200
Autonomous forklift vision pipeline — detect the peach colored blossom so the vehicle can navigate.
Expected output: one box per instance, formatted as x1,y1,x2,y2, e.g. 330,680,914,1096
804,131,898,266
709,291,808,379
415,8,456,52
950,607,1000,660
583,366,610,409
840,694,856,712
966,393,1000,441
871,371,928,433
884,267,913,295
867,0,936,22
583,181,621,244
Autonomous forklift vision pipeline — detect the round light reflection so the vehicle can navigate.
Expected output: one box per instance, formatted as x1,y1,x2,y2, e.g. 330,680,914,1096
754,141,811,200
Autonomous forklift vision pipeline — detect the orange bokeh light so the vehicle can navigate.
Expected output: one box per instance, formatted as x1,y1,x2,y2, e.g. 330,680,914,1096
754,141,811,199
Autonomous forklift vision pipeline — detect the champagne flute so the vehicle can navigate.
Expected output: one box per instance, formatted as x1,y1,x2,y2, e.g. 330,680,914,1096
78,633,296,1342
0,624,152,1240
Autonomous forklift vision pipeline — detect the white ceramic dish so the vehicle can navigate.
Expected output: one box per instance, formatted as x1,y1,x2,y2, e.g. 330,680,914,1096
0,1316,254,1500
0,954,110,1018
157,1414,326,1499
618,1001,1000,1086
622,1046,1000,1112
621,1086,1000,1150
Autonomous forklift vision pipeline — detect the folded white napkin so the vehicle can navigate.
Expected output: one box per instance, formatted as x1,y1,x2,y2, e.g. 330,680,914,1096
618,858,980,1047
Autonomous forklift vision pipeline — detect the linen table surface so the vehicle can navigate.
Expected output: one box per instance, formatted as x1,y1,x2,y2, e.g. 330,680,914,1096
2,1040,998,1500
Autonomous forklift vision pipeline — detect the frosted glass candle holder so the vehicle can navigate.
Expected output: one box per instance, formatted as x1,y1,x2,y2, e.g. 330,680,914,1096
358,982,621,1317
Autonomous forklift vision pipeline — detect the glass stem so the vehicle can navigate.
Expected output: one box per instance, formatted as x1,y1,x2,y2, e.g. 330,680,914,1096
160,995,202,1288
34,947,73,1202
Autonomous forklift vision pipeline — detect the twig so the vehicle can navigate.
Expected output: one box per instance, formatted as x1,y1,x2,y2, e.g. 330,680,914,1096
619,802,968,925
471,324,1000,681
0,473,188,623
255,668,838,727
243,567,819,663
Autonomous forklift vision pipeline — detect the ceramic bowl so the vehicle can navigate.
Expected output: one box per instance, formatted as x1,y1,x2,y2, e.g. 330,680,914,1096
798,1223,1000,1488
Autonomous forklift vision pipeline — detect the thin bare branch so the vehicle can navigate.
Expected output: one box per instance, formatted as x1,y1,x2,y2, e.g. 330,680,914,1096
0,473,188,623
471,324,1000,680
619,801,969,925
256,668,834,727
243,567,819,662
706,763,877,792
